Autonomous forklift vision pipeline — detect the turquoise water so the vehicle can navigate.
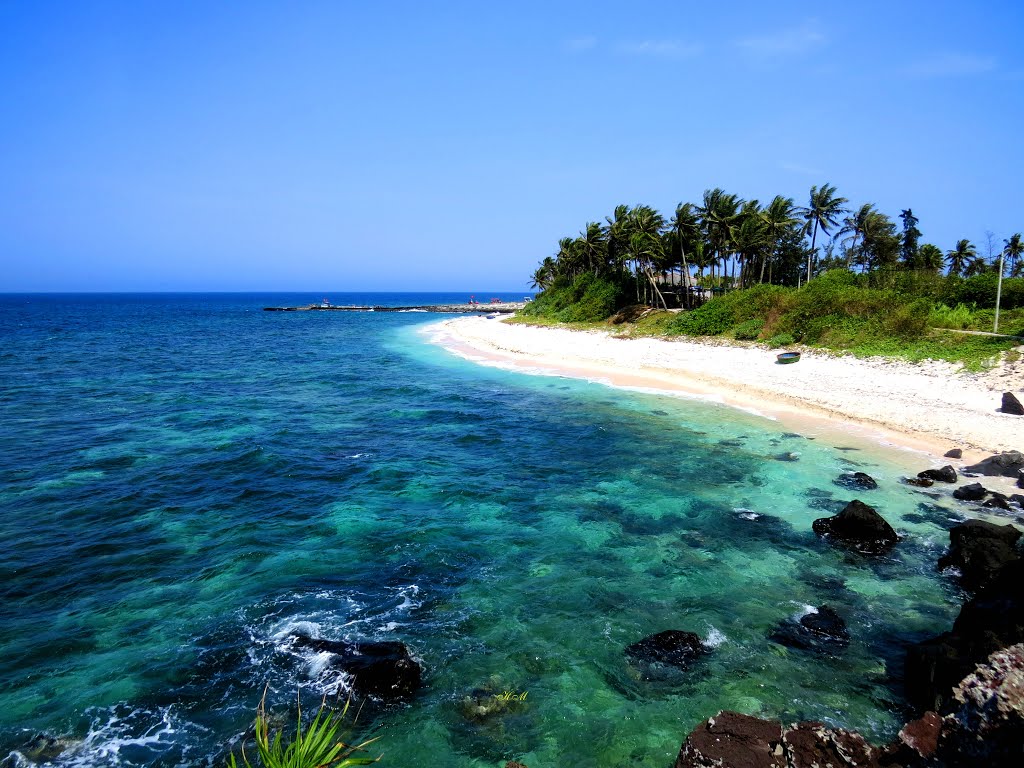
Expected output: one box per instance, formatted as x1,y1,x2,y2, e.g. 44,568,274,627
0,294,965,767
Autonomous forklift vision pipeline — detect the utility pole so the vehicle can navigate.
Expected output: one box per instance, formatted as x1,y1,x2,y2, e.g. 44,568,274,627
994,250,1004,333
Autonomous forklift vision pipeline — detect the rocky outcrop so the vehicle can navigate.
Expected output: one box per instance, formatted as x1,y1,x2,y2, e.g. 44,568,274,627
833,472,878,491
935,643,1024,767
906,559,1024,712
917,465,957,483
812,500,899,555
902,476,934,488
937,520,1021,591
676,644,1024,768
770,606,849,654
963,451,1024,478
1000,392,1024,415
626,630,708,670
675,711,785,768
674,711,881,768
953,482,989,502
290,634,422,699
944,448,963,459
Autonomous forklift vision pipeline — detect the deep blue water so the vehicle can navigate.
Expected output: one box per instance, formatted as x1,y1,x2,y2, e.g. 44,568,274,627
0,294,965,767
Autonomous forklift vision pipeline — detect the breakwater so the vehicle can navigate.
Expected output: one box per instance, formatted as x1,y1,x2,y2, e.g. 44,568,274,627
263,302,526,313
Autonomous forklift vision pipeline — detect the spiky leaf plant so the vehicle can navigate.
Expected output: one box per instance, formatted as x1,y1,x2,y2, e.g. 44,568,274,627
228,688,380,768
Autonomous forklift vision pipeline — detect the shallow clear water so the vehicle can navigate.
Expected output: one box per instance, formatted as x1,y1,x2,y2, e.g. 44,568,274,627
0,294,966,767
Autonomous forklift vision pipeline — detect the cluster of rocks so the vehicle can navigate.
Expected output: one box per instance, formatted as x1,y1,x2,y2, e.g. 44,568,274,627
673,453,1024,767
675,643,1024,768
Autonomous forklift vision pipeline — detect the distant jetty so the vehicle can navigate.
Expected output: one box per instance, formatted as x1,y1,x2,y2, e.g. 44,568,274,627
263,302,527,313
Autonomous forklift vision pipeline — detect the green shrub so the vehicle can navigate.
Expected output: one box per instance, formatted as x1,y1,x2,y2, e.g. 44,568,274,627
523,273,627,322
928,303,974,330
767,333,796,348
666,299,736,336
733,318,764,340
881,298,932,339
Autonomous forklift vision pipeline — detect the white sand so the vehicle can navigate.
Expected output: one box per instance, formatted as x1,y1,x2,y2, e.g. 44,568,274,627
430,316,1024,463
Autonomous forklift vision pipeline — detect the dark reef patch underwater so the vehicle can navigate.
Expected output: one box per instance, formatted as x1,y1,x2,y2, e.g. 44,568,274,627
0,294,966,767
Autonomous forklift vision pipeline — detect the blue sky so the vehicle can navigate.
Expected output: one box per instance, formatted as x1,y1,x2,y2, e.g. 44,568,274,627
2,0,1022,291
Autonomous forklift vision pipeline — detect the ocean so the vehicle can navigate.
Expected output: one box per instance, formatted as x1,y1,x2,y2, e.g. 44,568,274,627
0,293,964,767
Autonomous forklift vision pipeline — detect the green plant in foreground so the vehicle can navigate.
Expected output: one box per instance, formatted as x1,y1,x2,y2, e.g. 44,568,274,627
228,689,379,768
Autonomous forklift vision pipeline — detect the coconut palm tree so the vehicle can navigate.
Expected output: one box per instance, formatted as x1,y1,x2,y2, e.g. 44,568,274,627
529,257,556,290
670,202,701,288
577,222,608,275
1002,233,1023,277
945,239,977,277
733,200,766,288
760,195,799,284
918,244,944,272
838,203,875,270
800,183,848,284
698,188,741,288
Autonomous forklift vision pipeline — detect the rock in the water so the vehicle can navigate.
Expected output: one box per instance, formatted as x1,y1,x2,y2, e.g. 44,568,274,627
944,448,964,459
893,711,941,762
953,482,989,501
936,520,1021,591
918,465,958,483
1018,470,1024,489
935,643,1024,767
906,559,1024,712
963,451,1024,478
626,630,707,670
774,452,801,462
770,606,850,653
675,711,882,768
812,500,899,555
675,711,784,768
1011,494,1024,507
781,722,880,768
1001,392,1024,415
833,472,878,491
902,476,934,488
290,634,422,699
984,494,1011,510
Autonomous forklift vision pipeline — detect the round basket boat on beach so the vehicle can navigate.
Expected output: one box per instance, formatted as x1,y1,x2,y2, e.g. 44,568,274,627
776,351,801,364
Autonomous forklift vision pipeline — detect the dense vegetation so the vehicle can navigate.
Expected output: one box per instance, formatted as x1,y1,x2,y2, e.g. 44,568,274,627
522,184,1023,367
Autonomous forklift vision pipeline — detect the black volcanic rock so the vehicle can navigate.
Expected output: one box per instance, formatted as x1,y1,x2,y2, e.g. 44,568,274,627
770,605,850,653
936,519,1021,591
290,634,422,699
953,482,989,502
833,472,877,491
812,500,899,555
902,476,934,488
625,630,707,670
984,494,1012,510
1001,392,1024,415
906,559,1024,712
944,448,963,459
918,465,958,483
963,451,1024,478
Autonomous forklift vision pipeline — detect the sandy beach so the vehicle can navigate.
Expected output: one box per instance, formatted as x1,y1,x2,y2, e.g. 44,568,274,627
431,316,1024,465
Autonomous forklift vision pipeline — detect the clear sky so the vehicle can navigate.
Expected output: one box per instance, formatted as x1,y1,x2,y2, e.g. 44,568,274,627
2,0,1022,292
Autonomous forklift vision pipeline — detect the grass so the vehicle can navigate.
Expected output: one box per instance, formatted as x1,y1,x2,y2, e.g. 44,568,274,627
514,270,1024,370
228,690,379,768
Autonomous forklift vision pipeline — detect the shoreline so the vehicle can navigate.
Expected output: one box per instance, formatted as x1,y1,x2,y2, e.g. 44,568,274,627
428,316,1024,472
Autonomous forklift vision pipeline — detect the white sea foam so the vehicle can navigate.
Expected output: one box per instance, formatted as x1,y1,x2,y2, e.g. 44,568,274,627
734,507,761,520
704,626,728,647
793,604,818,620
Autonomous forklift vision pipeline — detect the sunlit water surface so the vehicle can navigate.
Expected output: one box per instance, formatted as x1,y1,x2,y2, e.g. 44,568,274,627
0,294,966,768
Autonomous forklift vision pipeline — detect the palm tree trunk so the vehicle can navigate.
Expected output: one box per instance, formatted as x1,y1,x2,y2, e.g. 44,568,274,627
806,221,819,285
